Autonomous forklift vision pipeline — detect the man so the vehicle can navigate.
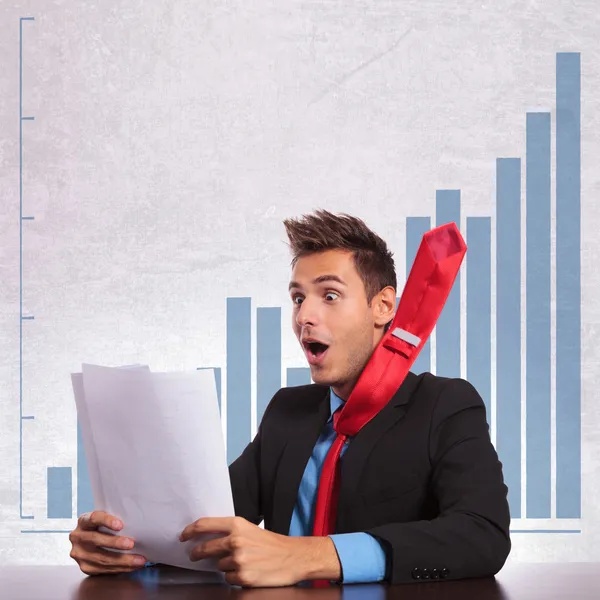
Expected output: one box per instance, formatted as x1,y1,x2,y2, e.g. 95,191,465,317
69,210,511,587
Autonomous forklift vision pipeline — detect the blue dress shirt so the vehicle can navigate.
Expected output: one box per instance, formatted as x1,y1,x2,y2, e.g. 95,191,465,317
287,388,387,583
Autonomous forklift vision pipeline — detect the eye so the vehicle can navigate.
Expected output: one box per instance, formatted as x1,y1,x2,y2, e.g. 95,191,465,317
292,294,303,305
325,292,339,301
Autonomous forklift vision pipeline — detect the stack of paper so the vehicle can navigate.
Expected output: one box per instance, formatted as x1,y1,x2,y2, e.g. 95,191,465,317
71,363,234,572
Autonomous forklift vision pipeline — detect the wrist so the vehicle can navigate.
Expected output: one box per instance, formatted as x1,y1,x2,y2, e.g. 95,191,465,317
289,536,342,582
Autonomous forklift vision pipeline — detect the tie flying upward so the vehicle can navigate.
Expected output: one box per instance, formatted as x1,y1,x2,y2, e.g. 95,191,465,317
312,222,467,547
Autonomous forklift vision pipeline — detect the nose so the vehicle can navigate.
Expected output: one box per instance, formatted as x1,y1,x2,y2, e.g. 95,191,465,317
295,296,320,328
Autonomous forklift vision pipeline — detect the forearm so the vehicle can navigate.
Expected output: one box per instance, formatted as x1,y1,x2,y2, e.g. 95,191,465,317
366,511,510,583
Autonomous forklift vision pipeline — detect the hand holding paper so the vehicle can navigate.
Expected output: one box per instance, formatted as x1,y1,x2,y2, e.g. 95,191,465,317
71,364,234,573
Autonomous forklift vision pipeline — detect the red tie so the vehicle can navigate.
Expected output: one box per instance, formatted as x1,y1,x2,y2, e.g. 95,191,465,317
311,223,466,544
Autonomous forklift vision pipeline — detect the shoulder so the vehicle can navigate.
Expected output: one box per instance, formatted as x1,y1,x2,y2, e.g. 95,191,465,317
260,383,329,421
409,372,486,417
411,371,482,398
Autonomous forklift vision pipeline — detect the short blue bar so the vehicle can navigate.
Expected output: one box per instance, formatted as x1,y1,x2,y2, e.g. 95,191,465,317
257,308,281,426
47,467,72,519
227,298,252,465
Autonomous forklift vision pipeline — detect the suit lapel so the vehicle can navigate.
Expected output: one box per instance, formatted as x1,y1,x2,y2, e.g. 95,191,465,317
270,386,331,535
337,371,421,518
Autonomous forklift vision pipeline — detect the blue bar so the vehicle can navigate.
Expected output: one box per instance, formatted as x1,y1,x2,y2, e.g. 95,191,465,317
47,467,72,519
227,297,252,465
287,368,311,387
77,419,93,516
466,217,492,425
257,307,281,425
496,157,522,518
406,217,431,374
526,112,552,518
435,190,461,377
197,367,222,414
556,52,581,519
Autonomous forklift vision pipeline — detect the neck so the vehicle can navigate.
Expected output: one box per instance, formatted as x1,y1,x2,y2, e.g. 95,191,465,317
331,379,356,402
332,329,387,400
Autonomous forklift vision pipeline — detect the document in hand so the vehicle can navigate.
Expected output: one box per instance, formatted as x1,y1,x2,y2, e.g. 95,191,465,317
71,363,234,572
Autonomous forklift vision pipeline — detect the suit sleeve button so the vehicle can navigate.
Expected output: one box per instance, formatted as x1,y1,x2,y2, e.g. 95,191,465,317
412,568,421,580
441,568,450,579
431,568,439,579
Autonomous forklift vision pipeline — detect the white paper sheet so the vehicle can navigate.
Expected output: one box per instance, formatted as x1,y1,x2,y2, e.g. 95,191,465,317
71,363,234,571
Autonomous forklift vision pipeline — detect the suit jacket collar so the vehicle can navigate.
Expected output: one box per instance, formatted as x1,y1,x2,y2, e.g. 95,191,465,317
270,385,330,534
269,372,421,535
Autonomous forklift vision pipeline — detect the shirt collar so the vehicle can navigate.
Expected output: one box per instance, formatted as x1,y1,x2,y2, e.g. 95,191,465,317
327,387,346,423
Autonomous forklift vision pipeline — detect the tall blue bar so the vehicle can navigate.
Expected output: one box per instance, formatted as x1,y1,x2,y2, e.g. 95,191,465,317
257,307,282,425
496,157,522,518
526,112,552,518
436,190,461,377
287,368,311,387
197,367,222,414
77,419,93,516
227,297,252,465
406,217,431,374
466,217,492,425
47,467,72,519
556,52,581,518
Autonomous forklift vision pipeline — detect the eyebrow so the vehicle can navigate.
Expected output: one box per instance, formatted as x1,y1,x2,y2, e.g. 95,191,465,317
288,274,348,291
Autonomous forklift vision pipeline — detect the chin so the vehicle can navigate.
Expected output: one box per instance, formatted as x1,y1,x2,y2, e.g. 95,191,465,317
308,370,333,386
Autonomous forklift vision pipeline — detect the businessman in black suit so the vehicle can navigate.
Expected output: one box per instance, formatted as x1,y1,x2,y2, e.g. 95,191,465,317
69,209,511,587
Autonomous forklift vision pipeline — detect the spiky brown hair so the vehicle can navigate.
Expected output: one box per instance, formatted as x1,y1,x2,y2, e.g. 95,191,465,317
283,209,397,304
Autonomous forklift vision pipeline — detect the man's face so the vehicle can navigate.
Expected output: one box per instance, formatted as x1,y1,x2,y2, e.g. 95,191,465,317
289,249,382,399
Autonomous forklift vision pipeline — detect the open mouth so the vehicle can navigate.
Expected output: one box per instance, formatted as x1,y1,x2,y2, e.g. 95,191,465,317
305,341,329,356
302,340,330,365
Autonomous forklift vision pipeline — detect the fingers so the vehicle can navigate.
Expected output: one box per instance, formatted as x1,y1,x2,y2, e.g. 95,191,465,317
71,528,136,552
70,511,146,575
71,545,148,575
180,516,242,542
190,535,231,562
216,555,238,572
78,511,123,532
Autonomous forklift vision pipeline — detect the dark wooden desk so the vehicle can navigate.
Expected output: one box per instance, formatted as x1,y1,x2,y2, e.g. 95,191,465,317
1,563,598,599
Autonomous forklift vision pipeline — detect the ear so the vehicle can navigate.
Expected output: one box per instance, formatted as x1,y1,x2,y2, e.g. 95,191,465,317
372,286,396,327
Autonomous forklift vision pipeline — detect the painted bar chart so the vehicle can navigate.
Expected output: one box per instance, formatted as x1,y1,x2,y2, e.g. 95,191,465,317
19,50,581,532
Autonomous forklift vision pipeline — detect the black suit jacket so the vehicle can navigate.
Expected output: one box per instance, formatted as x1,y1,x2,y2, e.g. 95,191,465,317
228,371,511,584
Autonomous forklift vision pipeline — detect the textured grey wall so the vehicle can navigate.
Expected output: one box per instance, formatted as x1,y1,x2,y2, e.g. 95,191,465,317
1,0,599,565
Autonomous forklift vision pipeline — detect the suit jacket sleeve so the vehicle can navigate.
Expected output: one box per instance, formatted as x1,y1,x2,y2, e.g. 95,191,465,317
365,378,511,584
228,390,280,525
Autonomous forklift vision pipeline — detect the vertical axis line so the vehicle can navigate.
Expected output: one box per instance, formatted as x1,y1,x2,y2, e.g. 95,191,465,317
19,16,34,521
19,16,25,520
